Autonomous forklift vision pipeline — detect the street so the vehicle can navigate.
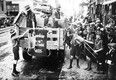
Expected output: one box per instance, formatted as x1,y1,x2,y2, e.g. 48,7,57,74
0,42,108,80
0,42,63,80
1,0,116,80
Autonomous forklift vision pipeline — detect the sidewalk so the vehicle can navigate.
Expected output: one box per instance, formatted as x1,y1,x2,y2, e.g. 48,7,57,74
59,47,107,80
0,40,12,57
59,59,107,80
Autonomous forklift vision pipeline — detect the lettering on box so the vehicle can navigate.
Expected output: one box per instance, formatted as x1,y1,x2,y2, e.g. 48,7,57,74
36,40,43,43
36,42,44,47
34,29,48,55
35,34,45,38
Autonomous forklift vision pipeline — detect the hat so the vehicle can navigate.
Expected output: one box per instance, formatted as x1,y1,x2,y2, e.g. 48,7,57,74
97,27,100,30
90,22,95,26
25,5,31,11
56,4,61,9
108,43,116,49
100,28,105,31
96,18,100,23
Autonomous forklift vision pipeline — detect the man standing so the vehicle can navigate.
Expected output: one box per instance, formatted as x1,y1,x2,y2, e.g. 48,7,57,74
25,5,37,28
11,5,37,76
25,5,37,51
54,4,61,28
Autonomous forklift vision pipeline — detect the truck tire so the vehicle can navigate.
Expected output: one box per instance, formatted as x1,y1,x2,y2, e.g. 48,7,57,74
22,48,32,61
46,50,51,57
50,50,57,57
58,50,65,63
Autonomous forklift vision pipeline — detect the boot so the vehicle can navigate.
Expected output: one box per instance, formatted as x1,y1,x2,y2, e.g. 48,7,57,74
84,67,88,70
84,60,92,70
76,59,80,68
84,63,89,70
84,60,89,70
12,64,20,76
68,59,73,69
87,60,92,71
97,63,100,72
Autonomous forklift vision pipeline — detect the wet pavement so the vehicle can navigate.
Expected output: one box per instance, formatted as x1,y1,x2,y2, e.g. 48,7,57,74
0,38,63,80
0,48,63,80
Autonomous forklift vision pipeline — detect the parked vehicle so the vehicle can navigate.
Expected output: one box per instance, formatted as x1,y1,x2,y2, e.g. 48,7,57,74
11,11,65,62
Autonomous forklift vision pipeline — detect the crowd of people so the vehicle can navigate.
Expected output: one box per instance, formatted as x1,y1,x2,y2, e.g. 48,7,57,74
64,15,116,80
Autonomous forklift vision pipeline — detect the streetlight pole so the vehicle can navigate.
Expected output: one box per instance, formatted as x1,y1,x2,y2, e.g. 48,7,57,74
0,0,2,13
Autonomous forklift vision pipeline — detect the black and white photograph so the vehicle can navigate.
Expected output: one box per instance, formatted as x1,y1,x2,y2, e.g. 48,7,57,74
0,0,116,80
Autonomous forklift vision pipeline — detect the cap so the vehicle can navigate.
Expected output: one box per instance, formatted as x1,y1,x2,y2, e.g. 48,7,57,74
56,4,61,8
100,28,105,31
90,22,95,26
108,43,116,49
56,4,61,10
25,5,31,11
96,18,100,23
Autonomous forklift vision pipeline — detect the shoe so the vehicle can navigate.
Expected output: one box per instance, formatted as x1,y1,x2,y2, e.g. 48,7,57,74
84,67,89,70
68,66,72,69
87,67,92,71
77,65,80,68
12,71,20,76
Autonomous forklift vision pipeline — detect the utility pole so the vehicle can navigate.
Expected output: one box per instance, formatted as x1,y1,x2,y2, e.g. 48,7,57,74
0,0,2,14
4,0,6,14
0,0,6,14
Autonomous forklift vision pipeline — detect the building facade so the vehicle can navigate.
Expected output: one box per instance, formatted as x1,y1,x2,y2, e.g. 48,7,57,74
6,1,19,16
0,0,6,18
102,0,116,26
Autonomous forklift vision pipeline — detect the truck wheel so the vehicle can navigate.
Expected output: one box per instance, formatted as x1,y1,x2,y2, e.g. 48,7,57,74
50,50,57,57
23,48,32,61
46,50,51,57
58,50,65,63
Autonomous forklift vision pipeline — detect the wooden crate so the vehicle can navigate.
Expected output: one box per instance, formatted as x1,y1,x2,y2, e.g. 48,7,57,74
59,29,64,49
47,28,60,50
46,28,65,50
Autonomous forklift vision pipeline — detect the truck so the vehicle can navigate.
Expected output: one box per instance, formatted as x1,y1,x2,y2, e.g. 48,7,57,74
11,10,65,62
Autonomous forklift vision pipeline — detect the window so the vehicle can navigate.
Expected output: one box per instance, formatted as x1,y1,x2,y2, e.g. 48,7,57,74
112,2,116,15
0,0,4,11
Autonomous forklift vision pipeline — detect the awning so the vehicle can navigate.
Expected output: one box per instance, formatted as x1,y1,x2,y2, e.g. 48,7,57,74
103,0,116,5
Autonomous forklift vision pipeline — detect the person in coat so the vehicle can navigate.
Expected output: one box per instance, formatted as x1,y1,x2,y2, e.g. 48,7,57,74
106,43,116,80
